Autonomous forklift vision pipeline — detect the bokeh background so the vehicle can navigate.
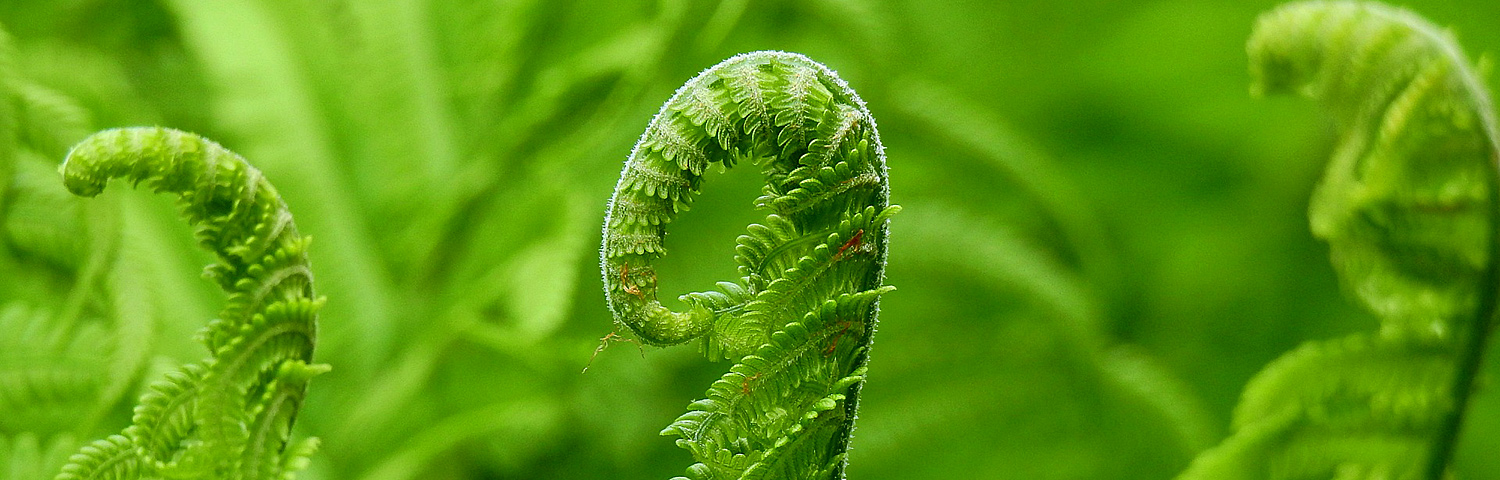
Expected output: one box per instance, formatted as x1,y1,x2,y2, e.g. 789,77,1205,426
3,0,1500,478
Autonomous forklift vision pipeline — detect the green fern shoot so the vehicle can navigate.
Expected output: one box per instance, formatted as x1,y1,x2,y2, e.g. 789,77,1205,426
54,127,327,480
1178,2,1500,478
600,51,897,480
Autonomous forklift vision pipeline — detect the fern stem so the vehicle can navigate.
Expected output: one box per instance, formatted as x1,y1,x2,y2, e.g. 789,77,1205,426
1416,0,1500,473
1426,117,1500,480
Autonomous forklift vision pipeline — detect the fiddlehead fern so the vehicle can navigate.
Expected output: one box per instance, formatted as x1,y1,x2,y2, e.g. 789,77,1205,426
601,51,896,480
54,127,327,480
1178,2,1500,478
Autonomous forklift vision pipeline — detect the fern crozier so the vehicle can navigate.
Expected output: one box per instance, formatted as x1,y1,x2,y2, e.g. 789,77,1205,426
600,51,896,480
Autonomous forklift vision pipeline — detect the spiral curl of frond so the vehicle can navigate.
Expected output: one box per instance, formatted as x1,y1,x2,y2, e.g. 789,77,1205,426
55,127,327,480
601,51,895,480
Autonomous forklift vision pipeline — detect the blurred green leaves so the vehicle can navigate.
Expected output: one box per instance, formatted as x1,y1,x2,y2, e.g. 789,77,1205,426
3,0,1500,479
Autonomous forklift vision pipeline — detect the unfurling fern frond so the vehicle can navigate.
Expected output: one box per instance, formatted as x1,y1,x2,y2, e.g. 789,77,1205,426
55,127,328,480
601,51,896,480
1179,2,1500,479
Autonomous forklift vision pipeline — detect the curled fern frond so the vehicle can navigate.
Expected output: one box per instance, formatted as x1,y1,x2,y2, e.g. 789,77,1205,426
56,127,327,479
1179,2,1500,479
1249,0,1498,338
601,51,895,479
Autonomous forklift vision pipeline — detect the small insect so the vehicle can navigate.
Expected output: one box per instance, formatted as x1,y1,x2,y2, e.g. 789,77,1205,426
741,373,763,395
583,331,644,373
620,263,644,299
834,229,865,259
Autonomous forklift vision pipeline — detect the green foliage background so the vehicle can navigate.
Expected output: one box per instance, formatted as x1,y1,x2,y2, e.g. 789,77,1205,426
3,0,1500,478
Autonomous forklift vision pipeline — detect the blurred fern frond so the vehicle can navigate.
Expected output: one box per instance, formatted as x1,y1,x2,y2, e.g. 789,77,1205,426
1179,2,1500,478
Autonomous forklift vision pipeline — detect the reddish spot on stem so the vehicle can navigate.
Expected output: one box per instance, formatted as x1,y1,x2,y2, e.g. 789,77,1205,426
835,229,865,259
824,321,853,356
741,373,763,395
